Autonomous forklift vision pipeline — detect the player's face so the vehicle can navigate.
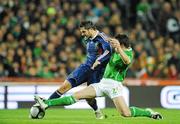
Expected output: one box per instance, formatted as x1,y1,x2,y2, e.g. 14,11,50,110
80,27,91,38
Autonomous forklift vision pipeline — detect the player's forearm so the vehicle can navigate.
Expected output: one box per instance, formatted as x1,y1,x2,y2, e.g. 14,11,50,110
116,47,131,65
98,42,112,62
97,50,110,63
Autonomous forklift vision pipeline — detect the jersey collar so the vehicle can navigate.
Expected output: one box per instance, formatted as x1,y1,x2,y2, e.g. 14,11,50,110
90,30,99,40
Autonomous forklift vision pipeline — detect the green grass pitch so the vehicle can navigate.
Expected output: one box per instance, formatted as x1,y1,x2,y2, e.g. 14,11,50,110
0,108,179,124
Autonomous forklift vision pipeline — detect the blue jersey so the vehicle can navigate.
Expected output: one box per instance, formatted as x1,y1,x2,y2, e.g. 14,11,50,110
67,31,112,87
84,32,111,68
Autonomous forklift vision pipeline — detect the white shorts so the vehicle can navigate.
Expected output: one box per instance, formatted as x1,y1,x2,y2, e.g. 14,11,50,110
90,78,123,99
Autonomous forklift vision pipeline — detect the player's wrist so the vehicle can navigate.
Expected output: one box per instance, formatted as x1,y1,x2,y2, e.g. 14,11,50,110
95,60,101,65
97,60,101,63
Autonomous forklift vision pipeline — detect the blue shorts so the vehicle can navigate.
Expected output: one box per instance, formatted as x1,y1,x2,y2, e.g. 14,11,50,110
67,64,104,87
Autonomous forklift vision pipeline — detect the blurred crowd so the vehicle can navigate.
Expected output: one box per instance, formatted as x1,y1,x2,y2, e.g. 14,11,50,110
0,0,179,79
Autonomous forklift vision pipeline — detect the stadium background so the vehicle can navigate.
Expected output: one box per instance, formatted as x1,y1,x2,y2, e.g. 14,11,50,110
0,0,180,123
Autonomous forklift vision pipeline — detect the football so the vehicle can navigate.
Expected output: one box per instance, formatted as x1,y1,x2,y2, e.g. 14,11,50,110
29,105,45,119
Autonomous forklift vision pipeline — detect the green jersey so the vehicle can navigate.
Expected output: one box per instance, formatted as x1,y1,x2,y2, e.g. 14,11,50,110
103,48,133,82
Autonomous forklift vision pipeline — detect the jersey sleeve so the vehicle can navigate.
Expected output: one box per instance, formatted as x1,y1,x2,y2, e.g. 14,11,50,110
96,36,112,63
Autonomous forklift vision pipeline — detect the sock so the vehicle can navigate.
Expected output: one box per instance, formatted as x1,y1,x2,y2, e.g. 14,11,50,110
45,95,76,107
86,98,98,111
48,90,62,99
130,106,151,117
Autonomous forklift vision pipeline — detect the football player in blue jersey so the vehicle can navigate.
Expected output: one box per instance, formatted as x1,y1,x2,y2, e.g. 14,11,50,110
38,21,112,119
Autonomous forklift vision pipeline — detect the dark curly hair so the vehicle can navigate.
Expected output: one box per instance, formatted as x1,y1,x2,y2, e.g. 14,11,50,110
79,21,96,30
115,34,130,48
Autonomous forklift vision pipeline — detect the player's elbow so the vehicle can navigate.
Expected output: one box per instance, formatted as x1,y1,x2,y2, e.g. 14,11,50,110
123,59,131,65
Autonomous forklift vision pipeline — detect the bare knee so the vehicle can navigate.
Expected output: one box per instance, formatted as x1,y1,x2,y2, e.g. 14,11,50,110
74,92,81,100
74,86,96,100
121,110,131,117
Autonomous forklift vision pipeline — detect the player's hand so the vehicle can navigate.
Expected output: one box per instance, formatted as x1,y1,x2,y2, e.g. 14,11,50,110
108,38,120,49
91,60,101,70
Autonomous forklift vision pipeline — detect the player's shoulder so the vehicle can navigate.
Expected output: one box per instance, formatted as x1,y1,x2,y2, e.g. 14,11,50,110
124,47,133,57
95,32,108,42
98,32,108,38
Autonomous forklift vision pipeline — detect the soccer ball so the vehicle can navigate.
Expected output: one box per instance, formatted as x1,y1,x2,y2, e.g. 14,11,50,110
29,105,45,119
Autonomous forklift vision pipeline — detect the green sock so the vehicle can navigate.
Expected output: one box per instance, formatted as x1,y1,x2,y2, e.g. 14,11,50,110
44,96,76,107
130,106,151,117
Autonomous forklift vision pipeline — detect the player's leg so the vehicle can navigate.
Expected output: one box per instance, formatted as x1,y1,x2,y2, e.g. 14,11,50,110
86,69,104,119
110,85,162,119
86,98,104,119
113,96,131,117
102,78,131,117
113,96,163,119
34,85,97,110
48,80,72,99
48,64,89,99
86,98,98,111
112,96,152,118
34,95,76,110
73,85,96,99
102,78,161,119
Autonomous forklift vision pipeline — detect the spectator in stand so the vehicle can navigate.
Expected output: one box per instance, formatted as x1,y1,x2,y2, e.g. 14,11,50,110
0,0,179,79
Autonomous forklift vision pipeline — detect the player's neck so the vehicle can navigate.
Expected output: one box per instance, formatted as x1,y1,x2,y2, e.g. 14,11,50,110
121,45,129,50
123,46,131,51
90,30,99,40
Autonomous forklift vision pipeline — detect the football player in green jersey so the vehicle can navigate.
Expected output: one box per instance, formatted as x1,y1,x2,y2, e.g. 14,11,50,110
35,34,163,120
